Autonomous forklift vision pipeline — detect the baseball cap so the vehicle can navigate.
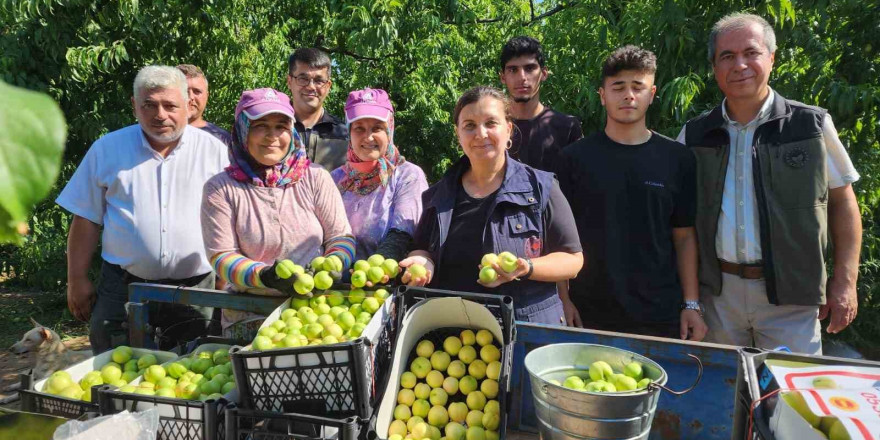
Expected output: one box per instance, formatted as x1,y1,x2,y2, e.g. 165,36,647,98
234,88,295,121
344,88,393,124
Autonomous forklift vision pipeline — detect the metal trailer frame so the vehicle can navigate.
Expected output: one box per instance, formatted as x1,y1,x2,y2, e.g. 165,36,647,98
127,283,743,439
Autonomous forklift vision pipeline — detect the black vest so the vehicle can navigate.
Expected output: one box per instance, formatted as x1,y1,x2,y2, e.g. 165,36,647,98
684,91,829,305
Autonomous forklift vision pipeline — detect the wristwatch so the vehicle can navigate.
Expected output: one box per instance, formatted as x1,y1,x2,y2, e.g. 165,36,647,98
681,300,704,317
524,258,534,280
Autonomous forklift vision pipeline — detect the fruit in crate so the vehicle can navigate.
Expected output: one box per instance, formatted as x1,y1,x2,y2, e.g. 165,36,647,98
42,346,176,402
547,360,654,394
115,347,235,401
387,330,504,440
246,287,387,350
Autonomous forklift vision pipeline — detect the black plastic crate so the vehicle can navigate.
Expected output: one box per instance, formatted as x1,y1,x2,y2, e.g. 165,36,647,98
368,287,515,440
229,292,397,419
96,385,231,440
393,286,516,346
733,347,880,440
18,372,99,419
225,407,364,440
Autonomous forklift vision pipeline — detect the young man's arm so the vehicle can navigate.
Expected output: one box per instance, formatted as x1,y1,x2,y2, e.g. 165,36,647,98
557,280,582,327
673,226,707,341
67,215,101,321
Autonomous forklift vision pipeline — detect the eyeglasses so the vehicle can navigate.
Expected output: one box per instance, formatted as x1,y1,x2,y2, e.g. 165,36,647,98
291,75,330,87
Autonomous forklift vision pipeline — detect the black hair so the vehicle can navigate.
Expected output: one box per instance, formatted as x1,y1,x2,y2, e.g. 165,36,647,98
287,48,332,77
500,36,545,70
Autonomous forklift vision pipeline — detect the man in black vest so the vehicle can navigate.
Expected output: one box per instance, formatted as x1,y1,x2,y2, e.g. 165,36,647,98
678,13,862,354
286,48,348,171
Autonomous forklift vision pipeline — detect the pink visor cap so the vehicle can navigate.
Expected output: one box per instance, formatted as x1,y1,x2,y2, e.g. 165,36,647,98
235,88,295,121
344,88,393,124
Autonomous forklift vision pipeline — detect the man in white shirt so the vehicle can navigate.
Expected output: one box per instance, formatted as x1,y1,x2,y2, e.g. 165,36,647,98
678,13,862,354
57,65,229,354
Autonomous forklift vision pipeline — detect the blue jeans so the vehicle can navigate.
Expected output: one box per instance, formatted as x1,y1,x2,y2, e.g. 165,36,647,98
89,261,215,354
514,294,565,325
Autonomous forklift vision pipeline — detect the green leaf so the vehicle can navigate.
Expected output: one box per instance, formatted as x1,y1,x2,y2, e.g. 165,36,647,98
0,80,67,244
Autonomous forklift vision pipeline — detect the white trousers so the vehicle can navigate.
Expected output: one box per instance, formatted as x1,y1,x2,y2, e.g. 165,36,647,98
703,273,822,355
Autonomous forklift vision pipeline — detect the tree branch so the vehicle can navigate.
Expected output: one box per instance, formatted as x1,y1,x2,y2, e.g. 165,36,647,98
524,1,579,25
317,46,385,63
529,0,536,22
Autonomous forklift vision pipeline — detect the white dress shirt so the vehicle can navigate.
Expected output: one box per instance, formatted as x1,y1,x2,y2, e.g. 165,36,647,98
677,90,860,263
57,124,229,280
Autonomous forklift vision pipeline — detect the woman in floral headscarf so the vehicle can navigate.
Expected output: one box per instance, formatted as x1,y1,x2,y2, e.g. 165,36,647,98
331,88,428,263
200,88,355,331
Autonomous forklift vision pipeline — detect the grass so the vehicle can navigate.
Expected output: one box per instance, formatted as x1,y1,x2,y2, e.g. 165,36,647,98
0,285,88,349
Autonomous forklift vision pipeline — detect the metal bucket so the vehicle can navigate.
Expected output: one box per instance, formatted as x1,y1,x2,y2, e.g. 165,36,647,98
524,343,668,440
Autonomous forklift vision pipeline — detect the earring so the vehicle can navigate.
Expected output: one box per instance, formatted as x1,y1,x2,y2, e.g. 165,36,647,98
506,139,512,150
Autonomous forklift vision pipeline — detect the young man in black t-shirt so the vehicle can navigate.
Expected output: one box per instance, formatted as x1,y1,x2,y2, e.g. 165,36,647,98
499,36,582,174
558,46,708,340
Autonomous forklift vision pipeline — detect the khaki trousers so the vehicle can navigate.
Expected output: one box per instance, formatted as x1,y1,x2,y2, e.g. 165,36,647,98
703,273,822,355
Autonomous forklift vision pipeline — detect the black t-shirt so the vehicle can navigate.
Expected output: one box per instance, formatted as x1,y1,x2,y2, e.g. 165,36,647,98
511,108,583,173
414,179,581,294
558,131,697,326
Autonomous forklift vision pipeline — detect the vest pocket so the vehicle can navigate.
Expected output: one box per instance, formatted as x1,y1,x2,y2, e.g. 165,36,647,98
767,138,828,209
500,212,543,258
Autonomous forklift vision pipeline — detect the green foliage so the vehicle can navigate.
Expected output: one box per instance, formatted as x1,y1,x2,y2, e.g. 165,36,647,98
1,0,879,353
0,80,67,244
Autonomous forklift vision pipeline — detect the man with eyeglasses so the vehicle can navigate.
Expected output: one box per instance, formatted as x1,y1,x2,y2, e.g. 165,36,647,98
285,48,348,170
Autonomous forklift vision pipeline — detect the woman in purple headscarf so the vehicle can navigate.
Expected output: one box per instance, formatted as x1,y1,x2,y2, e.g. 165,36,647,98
331,88,429,263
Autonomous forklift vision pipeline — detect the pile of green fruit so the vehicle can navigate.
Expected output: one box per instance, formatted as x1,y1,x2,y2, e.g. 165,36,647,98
272,255,344,295
477,252,519,284
249,288,390,350
549,360,652,393
388,329,503,440
117,347,235,401
41,346,158,402
351,254,400,287
782,377,851,440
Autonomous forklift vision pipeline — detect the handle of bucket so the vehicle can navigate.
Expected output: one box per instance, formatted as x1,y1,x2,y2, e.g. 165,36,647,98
649,353,703,396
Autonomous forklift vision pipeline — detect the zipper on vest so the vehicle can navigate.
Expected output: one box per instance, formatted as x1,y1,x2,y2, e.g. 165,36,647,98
752,141,779,305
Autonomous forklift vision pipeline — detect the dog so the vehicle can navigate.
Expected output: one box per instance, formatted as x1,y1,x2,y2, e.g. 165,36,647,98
2,318,92,402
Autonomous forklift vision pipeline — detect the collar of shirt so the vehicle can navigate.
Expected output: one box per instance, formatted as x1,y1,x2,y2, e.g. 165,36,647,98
295,108,344,130
138,125,190,159
721,87,775,130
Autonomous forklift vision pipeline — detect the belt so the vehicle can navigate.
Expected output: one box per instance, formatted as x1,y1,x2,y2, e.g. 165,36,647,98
718,260,764,280
105,261,210,287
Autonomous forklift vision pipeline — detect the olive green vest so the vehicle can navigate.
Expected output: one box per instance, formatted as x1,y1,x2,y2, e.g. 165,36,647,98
684,92,829,306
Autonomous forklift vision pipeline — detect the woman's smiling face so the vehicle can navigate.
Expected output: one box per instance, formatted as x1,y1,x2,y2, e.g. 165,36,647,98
246,113,293,166
455,96,512,164
349,118,389,162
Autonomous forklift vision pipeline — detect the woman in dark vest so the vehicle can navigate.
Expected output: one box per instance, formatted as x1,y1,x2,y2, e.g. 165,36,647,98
400,86,584,324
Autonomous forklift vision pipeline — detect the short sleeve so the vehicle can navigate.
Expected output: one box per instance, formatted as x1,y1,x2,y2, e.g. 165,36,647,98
388,164,429,235
675,125,687,144
55,142,106,225
568,118,584,145
200,177,240,257
543,180,582,254
822,114,860,188
671,148,697,228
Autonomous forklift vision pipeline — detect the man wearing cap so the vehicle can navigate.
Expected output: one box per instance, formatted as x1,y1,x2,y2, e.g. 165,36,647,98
57,65,229,354
678,13,862,354
286,48,348,171
499,36,583,173
177,64,232,145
